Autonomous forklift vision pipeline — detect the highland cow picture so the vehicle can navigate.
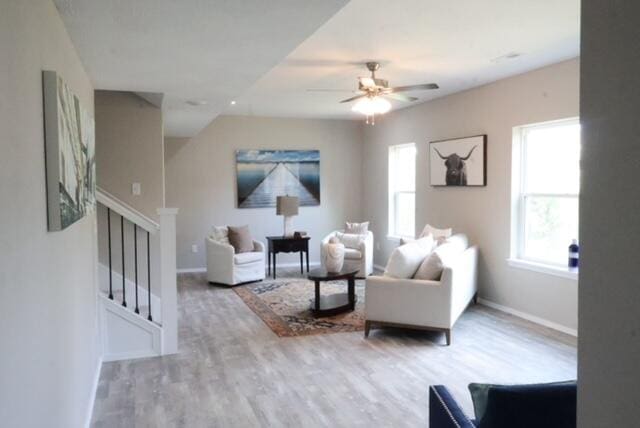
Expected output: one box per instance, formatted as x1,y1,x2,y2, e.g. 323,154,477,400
429,135,486,186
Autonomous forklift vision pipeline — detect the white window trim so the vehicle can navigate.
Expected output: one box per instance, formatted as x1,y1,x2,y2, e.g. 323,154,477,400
388,143,416,240
510,117,580,280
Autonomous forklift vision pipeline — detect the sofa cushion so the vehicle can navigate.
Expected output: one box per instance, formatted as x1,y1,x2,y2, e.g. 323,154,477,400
228,225,253,253
420,224,452,245
344,248,362,260
384,241,431,279
469,381,577,428
413,238,467,280
234,251,262,265
345,221,369,234
336,232,365,249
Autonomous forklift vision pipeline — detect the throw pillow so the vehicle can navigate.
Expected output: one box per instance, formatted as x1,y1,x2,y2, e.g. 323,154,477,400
413,240,465,280
444,234,469,252
469,381,577,428
384,242,431,279
345,221,369,234
227,225,254,254
211,226,230,245
336,232,364,249
419,224,452,241
400,234,436,250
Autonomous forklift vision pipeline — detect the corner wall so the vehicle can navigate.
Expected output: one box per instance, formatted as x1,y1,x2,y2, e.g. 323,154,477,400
95,90,165,220
578,1,640,425
0,1,100,427
362,58,580,331
165,116,364,270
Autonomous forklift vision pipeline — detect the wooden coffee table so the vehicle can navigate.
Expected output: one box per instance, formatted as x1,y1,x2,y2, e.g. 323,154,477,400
307,267,358,317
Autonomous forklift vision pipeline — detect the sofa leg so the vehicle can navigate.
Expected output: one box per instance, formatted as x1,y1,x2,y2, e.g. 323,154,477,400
445,329,451,346
364,321,371,338
473,292,478,304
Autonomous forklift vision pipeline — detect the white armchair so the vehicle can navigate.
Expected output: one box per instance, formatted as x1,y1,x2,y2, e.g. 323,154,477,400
364,246,478,345
205,234,265,286
321,230,374,278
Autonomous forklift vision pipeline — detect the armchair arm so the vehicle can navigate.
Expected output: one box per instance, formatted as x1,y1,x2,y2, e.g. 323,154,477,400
429,386,476,428
206,237,235,283
321,230,340,245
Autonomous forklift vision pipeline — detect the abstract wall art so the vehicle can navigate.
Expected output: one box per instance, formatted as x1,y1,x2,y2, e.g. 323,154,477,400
43,70,96,231
236,150,320,208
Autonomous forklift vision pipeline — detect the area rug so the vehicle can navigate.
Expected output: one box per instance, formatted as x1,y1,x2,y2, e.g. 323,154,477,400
234,277,365,337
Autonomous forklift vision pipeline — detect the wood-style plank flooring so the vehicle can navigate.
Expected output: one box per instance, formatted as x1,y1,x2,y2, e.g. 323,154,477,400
91,270,577,427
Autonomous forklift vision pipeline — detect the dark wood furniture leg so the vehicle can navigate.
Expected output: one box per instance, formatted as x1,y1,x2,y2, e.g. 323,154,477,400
300,251,303,274
314,280,320,311
267,249,271,276
273,252,277,279
306,249,309,272
348,276,355,309
364,320,371,338
445,329,451,346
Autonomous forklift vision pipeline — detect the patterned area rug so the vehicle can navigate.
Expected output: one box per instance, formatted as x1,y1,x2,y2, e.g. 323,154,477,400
234,277,365,337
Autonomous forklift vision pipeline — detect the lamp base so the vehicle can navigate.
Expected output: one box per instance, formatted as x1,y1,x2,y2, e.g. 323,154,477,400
283,216,294,237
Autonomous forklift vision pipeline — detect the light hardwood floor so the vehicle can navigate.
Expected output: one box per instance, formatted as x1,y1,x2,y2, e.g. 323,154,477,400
91,270,577,427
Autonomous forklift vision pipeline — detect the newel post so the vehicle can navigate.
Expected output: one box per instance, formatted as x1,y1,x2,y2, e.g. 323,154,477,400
158,207,179,355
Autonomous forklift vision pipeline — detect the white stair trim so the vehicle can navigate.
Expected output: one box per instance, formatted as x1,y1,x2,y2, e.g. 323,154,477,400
96,187,159,234
99,294,162,362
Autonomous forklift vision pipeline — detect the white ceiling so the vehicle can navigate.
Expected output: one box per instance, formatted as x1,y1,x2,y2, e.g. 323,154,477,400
53,0,349,137
225,0,580,120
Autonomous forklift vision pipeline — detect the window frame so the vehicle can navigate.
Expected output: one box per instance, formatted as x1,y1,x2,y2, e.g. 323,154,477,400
510,117,580,278
388,143,416,240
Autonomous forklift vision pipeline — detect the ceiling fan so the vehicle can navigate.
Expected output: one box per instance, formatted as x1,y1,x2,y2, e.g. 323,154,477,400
309,62,439,124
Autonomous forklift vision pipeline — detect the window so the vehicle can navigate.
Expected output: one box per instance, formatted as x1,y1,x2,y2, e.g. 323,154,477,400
389,143,416,238
511,118,580,268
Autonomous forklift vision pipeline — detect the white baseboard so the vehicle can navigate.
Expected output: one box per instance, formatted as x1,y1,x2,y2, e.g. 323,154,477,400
84,355,103,428
177,267,207,273
177,262,321,274
373,263,386,272
478,298,577,337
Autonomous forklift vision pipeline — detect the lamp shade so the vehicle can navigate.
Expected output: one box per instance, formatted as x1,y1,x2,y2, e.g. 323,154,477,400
276,196,299,216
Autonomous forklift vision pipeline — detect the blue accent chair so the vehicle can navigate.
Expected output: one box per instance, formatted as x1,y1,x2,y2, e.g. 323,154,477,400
429,382,577,428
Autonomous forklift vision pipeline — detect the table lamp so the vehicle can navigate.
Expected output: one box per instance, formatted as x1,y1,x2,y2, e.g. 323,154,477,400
276,195,299,237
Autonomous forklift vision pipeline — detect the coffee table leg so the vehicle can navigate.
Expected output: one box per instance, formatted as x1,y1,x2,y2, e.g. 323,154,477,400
315,280,320,311
267,250,271,276
348,276,355,309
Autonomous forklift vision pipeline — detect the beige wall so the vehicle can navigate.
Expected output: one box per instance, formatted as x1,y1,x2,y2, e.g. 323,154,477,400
362,59,580,331
95,90,165,220
165,116,364,270
0,1,100,427
579,2,640,426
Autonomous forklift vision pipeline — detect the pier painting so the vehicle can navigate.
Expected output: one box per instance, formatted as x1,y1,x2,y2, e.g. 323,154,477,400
236,150,320,208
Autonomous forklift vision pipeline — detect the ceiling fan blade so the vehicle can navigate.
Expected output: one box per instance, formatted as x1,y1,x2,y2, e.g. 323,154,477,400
389,83,439,92
306,89,357,93
339,94,367,103
383,93,418,102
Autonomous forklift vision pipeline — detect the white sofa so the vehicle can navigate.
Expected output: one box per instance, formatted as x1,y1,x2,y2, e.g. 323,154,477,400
364,245,478,345
205,234,265,286
321,230,374,278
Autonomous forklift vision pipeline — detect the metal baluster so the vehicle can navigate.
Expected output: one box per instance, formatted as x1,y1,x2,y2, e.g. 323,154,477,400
147,230,152,322
121,215,127,307
107,208,113,300
134,224,139,314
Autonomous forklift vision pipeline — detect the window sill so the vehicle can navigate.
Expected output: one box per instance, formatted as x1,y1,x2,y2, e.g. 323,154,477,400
507,258,578,281
387,235,413,243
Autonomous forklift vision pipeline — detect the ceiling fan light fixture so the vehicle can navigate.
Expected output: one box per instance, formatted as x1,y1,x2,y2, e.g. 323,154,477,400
351,96,391,116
